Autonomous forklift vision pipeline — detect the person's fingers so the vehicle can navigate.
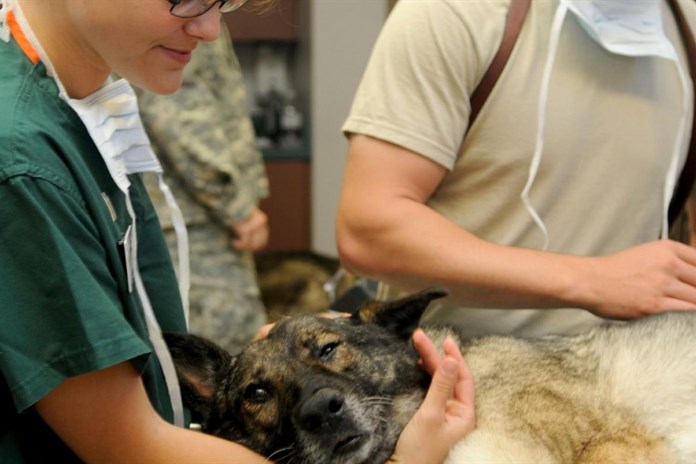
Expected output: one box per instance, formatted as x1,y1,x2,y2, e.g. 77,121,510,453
231,232,259,251
253,323,275,341
442,337,463,361
673,239,696,267
446,341,475,410
412,329,441,376
231,219,269,251
420,355,459,415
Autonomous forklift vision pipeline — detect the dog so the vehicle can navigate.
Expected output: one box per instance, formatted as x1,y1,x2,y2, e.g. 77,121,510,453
164,289,696,463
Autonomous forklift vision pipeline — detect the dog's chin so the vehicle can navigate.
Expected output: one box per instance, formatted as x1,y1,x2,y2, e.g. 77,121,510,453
329,433,374,464
323,432,393,464
301,408,396,464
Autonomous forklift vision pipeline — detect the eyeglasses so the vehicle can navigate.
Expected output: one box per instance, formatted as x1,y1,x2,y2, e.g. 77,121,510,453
169,0,249,18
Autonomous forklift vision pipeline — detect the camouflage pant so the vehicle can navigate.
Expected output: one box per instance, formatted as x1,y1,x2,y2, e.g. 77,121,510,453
164,223,267,355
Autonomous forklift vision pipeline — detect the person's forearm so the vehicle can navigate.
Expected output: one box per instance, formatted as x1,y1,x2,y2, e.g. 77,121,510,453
337,197,586,310
135,423,269,464
338,191,696,320
337,134,696,320
37,362,270,464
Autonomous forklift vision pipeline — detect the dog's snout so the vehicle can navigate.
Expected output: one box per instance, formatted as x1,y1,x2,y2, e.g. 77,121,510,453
299,388,345,432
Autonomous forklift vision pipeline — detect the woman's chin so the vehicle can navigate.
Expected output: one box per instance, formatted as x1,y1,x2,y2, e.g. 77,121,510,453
133,72,184,95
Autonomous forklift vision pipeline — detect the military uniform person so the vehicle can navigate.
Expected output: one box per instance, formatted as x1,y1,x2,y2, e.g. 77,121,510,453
137,23,269,355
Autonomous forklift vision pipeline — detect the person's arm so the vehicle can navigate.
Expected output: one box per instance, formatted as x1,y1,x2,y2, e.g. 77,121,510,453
36,362,268,464
336,135,696,319
37,335,474,464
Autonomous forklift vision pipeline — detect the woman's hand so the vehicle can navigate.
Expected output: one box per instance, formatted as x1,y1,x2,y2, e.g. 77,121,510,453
389,329,476,464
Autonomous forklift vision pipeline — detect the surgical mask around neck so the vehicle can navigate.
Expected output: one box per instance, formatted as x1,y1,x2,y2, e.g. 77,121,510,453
69,80,159,191
562,0,677,60
522,0,691,249
3,0,189,427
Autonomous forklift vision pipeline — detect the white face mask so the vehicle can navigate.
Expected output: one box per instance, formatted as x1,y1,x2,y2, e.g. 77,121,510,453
68,79,162,192
522,0,691,249
561,0,677,60
3,0,189,427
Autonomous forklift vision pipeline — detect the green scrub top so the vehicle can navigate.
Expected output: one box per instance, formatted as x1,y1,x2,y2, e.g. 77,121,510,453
0,24,187,463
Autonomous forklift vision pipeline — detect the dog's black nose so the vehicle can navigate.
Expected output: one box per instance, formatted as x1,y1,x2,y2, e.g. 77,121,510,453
298,388,345,432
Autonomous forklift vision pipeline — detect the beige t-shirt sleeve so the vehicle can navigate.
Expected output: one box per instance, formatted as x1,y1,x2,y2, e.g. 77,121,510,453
342,0,511,170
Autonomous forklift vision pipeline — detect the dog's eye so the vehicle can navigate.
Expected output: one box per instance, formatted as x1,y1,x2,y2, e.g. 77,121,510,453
318,342,340,361
244,384,272,404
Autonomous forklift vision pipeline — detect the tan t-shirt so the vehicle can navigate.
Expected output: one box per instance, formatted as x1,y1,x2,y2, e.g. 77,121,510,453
343,0,696,337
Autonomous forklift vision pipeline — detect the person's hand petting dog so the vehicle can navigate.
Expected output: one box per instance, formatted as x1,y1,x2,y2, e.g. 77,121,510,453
389,329,476,464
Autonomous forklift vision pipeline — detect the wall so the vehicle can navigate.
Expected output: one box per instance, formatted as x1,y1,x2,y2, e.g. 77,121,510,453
309,1,388,257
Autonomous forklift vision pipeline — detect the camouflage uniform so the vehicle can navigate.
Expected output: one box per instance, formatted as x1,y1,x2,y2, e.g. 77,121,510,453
137,25,269,355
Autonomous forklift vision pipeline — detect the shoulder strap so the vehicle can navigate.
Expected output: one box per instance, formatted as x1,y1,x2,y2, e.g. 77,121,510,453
667,0,696,226
469,0,531,126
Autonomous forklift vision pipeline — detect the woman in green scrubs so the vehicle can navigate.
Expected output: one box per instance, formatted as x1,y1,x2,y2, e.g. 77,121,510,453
0,0,475,462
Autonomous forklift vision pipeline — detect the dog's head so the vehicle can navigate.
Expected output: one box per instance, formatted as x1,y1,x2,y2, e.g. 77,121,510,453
165,288,447,464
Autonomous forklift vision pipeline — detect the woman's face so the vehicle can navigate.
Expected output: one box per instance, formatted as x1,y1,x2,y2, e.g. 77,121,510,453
63,0,221,94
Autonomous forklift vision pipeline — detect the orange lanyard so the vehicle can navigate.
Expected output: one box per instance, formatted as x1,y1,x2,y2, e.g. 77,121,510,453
7,10,39,64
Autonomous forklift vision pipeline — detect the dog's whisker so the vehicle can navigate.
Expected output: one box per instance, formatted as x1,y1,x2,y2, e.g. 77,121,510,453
362,397,393,408
376,415,389,428
364,395,391,400
266,445,296,463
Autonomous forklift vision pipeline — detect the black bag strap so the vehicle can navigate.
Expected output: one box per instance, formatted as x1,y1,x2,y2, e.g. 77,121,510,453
469,0,531,125
667,0,696,226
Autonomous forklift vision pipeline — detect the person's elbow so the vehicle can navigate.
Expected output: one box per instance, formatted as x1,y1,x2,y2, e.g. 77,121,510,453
336,206,393,278
336,213,372,277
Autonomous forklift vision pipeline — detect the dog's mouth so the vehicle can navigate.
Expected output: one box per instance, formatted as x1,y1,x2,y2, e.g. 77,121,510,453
333,434,365,455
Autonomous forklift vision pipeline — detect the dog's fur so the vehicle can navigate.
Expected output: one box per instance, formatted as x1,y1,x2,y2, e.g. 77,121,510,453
165,289,696,464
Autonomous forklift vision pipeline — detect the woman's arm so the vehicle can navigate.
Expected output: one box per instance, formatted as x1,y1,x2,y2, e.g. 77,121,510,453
37,339,475,464
36,362,268,464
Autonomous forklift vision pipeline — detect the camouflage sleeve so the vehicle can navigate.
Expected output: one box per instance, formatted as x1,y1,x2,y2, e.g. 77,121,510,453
137,24,269,227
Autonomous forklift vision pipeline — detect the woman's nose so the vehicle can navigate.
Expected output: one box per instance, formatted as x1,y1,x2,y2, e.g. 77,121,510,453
183,7,222,42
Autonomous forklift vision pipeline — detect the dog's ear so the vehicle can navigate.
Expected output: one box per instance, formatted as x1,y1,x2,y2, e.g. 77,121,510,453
164,332,235,424
353,288,448,339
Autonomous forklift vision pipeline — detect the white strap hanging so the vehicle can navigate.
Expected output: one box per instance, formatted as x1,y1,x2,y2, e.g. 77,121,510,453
520,2,568,251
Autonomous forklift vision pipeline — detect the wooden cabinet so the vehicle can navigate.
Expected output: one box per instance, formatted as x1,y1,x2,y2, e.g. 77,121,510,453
259,159,311,251
225,0,301,42
226,1,311,251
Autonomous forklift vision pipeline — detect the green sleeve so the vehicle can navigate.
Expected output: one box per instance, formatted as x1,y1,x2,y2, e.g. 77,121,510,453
0,174,150,412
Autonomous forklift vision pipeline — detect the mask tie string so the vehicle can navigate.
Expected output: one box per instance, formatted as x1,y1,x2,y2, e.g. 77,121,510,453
521,2,568,251
158,173,191,327
125,193,186,427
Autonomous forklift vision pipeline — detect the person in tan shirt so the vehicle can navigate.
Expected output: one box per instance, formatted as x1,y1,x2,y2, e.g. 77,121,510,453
339,0,696,339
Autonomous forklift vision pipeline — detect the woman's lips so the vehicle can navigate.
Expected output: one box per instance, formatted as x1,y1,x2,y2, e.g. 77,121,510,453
161,46,193,65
